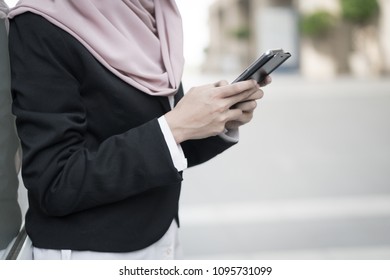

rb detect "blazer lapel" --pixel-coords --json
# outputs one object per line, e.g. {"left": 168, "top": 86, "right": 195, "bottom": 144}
{"left": 158, "top": 96, "right": 171, "bottom": 112}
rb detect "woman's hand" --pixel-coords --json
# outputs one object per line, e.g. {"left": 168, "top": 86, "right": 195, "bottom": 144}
{"left": 225, "top": 75, "right": 272, "bottom": 130}
{"left": 165, "top": 76, "right": 271, "bottom": 144}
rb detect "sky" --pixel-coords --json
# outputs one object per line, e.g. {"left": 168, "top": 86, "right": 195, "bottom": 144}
{"left": 5, "top": 0, "right": 214, "bottom": 69}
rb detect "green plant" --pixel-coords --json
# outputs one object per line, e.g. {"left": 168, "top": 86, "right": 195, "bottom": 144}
{"left": 300, "top": 10, "right": 337, "bottom": 38}
{"left": 229, "top": 26, "right": 250, "bottom": 40}
{"left": 340, "top": 0, "right": 379, "bottom": 25}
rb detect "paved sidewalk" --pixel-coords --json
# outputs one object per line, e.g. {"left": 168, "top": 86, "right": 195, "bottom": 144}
{"left": 179, "top": 74, "right": 390, "bottom": 259}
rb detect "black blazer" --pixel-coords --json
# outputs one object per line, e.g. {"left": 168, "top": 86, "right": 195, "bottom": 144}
{"left": 9, "top": 13, "right": 236, "bottom": 252}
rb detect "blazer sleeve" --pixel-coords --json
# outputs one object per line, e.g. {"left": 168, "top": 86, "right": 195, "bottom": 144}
{"left": 9, "top": 14, "right": 183, "bottom": 217}
{"left": 181, "top": 135, "right": 237, "bottom": 168}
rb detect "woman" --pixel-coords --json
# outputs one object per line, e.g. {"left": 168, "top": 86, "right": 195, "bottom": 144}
{"left": 8, "top": 0, "right": 270, "bottom": 259}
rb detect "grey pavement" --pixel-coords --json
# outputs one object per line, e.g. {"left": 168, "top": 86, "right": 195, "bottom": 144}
{"left": 178, "top": 73, "right": 390, "bottom": 259}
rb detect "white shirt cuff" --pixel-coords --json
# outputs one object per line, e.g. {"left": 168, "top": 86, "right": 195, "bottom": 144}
{"left": 158, "top": 116, "right": 188, "bottom": 172}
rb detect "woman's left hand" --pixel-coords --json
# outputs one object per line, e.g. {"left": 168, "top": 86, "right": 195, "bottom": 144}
{"left": 225, "top": 75, "right": 272, "bottom": 131}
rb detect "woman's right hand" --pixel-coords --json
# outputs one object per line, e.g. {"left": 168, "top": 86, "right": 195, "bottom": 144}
{"left": 164, "top": 79, "right": 263, "bottom": 144}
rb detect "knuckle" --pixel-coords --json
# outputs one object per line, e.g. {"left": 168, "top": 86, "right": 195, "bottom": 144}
{"left": 212, "top": 100, "right": 229, "bottom": 113}
{"left": 241, "top": 102, "right": 254, "bottom": 112}
{"left": 258, "top": 88, "right": 264, "bottom": 97}
{"left": 218, "top": 80, "right": 229, "bottom": 87}
{"left": 251, "top": 100, "right": 258, "bottom": 109}
{"left": 233, "top": 82, "right": 246, "bottom": 92}
{"left": 241, "top": 113, "right": 252, "bottom": 123}
{"left": 211, "top": 87, "right": 223, "bottom": 98}
{"left": 217, "top": 114, "right": 228, "bottom": 123}
{"left": 211, "top": 102, "right": 225, "bottom": 114}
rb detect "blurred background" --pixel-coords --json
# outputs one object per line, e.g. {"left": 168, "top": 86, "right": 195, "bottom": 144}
{"left": 2, "top": 0, "right": 390, "bottom": 260}
{"left": 175, "top": 0, "right": 390, "bottom": 259}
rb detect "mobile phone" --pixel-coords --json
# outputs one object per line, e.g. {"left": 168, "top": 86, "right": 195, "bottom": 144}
{"left": 232, "top": 49, "right": 291, "bottom": 83}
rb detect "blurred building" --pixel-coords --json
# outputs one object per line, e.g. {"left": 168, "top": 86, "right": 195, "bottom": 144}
{"left": 204, "top": 0, "right": 390, "bottom": 79}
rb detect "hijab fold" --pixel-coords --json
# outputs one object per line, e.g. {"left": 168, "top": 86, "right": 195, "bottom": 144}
{"left": 8, "top": 0, "right": 184, "bottom": 96}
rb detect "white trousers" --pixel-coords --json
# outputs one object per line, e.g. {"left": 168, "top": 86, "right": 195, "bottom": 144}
{"left": 33, "top": 221, "right": 181, "bottom": 260}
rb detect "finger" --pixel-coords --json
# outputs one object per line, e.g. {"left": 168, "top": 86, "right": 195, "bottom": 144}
{"left": 259, "top": 75, "right": 272, "bottom": 87}
{"left": 213, "top": 80, "right": 229, "bottom": 87}
{"left": 244, "top": 88, "right": 264, "bottom": 101}
{"left": 231, "top": 86, "right": 264, "bottom": 106}
{"left": 226, "top": 110, "right": 254, "bottom": 128}
{"left": 240, "top": 111, "right": 254, "bottom": 124}
{"left": 224, "top": 86, "right": 263, "bottom": 110}
{"left": 190, "top": 80, "right": 231, "bottom": 92}
{"left": 214, "top": 79, "right": 258, "bottom": 98}
{"left": 234, "top": 100, "right": 257, "bottom": 112}
{"left": 225, "top": 120, "right": 241, "bottom": 131}
{"left": 225, "top": 108, "right": 243, "bottom": 123}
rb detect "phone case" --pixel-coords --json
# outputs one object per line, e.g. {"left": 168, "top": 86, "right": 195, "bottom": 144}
{"left": 233, "top": 49, "right": 291, "bottom": 83}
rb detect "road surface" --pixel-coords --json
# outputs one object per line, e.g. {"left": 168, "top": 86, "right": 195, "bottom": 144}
{"left": 179, "top": 74, "right": 390, "bottom": 259}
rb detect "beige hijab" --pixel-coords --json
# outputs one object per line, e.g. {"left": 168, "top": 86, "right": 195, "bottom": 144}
{"left": 8, "top": 0, "right": 184, "bottom": 96}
